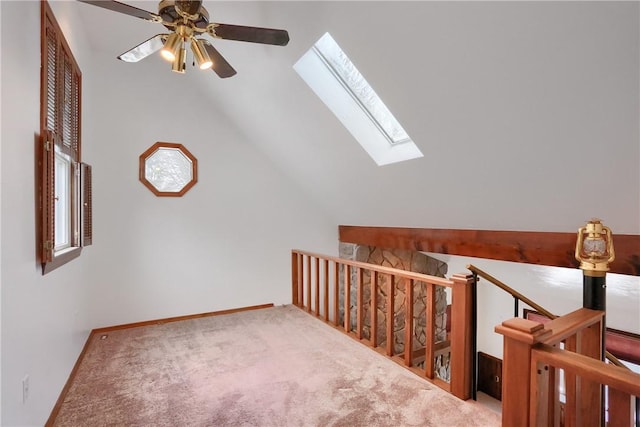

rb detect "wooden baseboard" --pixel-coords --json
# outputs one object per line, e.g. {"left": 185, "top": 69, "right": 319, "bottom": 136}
{"left": 45, "top": 303, "right": 274, "bottom": 426}
{"left": 92, "top": 303, "right": 274, "bottom": 333}
{"left": 45, "top": 328, "right": 94, "bottom": 427}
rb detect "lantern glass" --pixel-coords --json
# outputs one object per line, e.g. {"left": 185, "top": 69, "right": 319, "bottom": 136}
{"left": 583, "top": 238, "right": 606, "bottom": 256}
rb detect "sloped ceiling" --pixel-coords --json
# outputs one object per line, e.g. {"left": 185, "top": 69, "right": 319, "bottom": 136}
{"left": 75, "top": 1, "right": 639, "bottom": 234}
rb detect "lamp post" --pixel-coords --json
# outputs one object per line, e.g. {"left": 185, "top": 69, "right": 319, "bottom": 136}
{"left": 575, "top": 219, "right": 615, "bottom": 426}
{"left": 575, "top": 219, "right": 615, "bottom": 313}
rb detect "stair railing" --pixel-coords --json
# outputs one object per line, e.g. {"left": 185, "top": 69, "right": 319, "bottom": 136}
{"left": 467, "top": 263, "right": 626, "bottom": 368}
{"left": 469, "top": 263, "right": 639, "bottom": 426}
{"left": 496, "top": 308, "right": 640, "bottom": 426}
{"left": 291, "top": 249, "right": 475, "bottom": 400}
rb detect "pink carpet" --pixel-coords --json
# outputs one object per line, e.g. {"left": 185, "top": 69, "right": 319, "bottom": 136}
{"left": 52, "top": 305, "right": 500, "bottom": 426}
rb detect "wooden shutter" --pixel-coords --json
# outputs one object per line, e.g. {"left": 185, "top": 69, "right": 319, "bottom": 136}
{"left": 40, "top": 1, "right": 84, "bottom": 272}
{"left": 41, "top": 4, "right": 58, "bottom": 263}
{"left": 41, "top": 130, "right": 55, "bottom": 262}
{"left": 81, "top": 163, "right": 93, "bottom": 246}
{"left": 59, "top": 49, "right": 80, "bottom": 160}
{"left": 44, "top": 16, "right": 58, "bottom": 135}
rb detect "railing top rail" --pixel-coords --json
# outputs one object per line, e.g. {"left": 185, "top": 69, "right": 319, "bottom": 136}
{"left": 469, "top": 263, "right": 628, "bottom": 368}
{"left": 533, "top": 344, "right": 640, "bottom": 396}
{"left": 540, "top": 308, "right": 603, "bottom": 345}
{"left": 467, "top": 264, "right": 556, "bottom": 319}
{"left": 292, "top": 249, "right": 455, "bottom": 288}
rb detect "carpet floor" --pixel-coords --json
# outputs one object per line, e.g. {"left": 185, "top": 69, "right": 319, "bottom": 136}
{"left": 52, "top": 305, "right": 501, "bottom": 426}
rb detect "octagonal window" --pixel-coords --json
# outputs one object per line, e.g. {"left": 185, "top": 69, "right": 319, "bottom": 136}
{"left": 139, "top": 142, "right": 198, "bottom": 197}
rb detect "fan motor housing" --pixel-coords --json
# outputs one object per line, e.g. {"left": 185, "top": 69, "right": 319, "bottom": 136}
{"left": 158, "top": 0, "right": 209, "bottom": 29}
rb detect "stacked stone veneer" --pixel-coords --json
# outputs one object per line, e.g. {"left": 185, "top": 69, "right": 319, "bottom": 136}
{"left": 338, "top": 243, "right": 449, "bottom": 357}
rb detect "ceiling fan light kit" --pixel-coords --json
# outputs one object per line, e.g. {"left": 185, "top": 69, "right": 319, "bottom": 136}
{"left": 78, "top": 0, "right": 290, "bottom": 78}
{"left": 171, "top": 44, "right": 187, "bottom": 73}
{"left": 191, "top": 38, "right": 212, "bottom": 70}
{"left": 161, "top": 32, "right": 182, "bottom": 61}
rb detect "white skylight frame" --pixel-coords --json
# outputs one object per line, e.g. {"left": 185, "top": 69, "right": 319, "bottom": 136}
{"left": 294, "top": 32, "right": 423, "bottom": 166}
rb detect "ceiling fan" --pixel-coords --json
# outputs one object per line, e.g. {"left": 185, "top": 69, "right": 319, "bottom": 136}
{"left": 77, "top": 0, "right": 290, "bottom": 78}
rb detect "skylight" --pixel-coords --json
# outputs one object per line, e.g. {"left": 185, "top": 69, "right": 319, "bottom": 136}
{"left": 294, "top": 33, "right": 422, "bottom": 166}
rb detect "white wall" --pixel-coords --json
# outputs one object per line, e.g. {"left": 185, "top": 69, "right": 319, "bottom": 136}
{"left": 0, "top": 2, "right": 3, "bottom": 422}
{"left": 0, "top": 1, "right": 95, "bottom": 425}
{"left": 225, "top": 1, "right": 640, "bottom": 235}
{"left": 83, "top": 48, "right": 337, "bottom": 327}
{"left": 0, "top": 2, "right": 337, "bottom": 426}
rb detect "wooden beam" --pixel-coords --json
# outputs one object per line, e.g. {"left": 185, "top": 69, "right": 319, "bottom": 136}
{"left": 339, "top": 226, "right": 640, "bottom": 276}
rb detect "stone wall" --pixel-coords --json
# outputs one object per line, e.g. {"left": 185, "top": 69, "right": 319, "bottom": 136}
{"left": 338, "top": 243, "right": 449, "bottom": 357}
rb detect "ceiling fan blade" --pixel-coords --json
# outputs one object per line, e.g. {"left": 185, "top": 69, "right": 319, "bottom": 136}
{"left": 202, "top": 41, "right": 237, "bottom": 78}
{"left": 212, "top": 24, "right": 290, "bottom": 46}
{"left": 117, "top": 34, "right": 167, "bottom": 62}
{"left": 76, "top": 0, "right": 160, "bottom": 22}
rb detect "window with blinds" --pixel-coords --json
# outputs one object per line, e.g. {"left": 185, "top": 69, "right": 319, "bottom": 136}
{"left": 40, "top": 1, "right": 92, "bottom": 274}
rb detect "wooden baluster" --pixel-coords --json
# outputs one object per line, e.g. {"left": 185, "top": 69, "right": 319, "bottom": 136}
{"left": 371, "top": 271, "right": 378, "bottom": 348}
{"left": 404, "top": 279, "right": 414, "bottom": 367}
{"left": 386, "top": 275, "right": 395, "bottom": 357}
{"left": 344, "top": 265, "right": 351, "bottom": 333}
{"left": 529, "top": 356, "right": 556, "bottom": 427}
{"left": 306, "top": 255, "right": 312, "bottom": 312}
{"left": 495, "top": 317, "right": 552, "bottom": 427}
{"left": 607, "top": 387, "right": 633, "bottom": 427}
{"left": 298, "top": 254, "right": 304, "bottom": 308}
{"left": 291, "top": 252, "right": 299, "bottom": 306}
{"left": 356, "top": 268, "right": 363, "bottom": 339}
{"left": 551, "top": 358, "right": 562, "bottom": 427}
{"left": 315, "top": 257, "right": 320, "bottom": 316}
{"left": 425, "top": 282, "right": 435, "bottom": 379}
{"left": 299, "top": 255, "right": 304, "bottom": 307}
{"left": 549, "top": 361, "right": 558, "bottom": 427}
{"left": 564, "top": 335, "right": 578, "bottom": 427}
{"left": 323, "top": 260, "right": 329, "bottom": 322}
{"left": 333, "top": 261, "right": 339, "bottom": 326}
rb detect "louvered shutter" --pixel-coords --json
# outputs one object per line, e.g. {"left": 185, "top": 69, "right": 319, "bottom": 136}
{"left": 40, "top": 1, "right": 87, "bottom": 272}
{"left": 41, "top": 8, "right": 58, "bottom": 262}
{"left": 59, "top": 49, "right": 81, "bottom": 160}
{"left": 45, "top": 20, "right": 58, "bottom": 135}
{"left": 41, "top": 131, "right": 55, "bottom": 262}
{"left": 81, "top": 163, "right": 92, "bottom": 246}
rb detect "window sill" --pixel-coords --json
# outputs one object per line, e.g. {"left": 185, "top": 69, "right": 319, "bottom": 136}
{"left": 42, "top": 247, "right": 82, "bottom": 275}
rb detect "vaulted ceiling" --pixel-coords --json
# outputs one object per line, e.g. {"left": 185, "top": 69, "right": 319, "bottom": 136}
{"left": 75, "top": 0, "right": 639, "bottom": 234}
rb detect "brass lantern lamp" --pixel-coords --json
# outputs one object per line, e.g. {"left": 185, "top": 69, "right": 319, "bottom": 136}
{"left": 575, "top": 219, "right": 615, "bottom": 311}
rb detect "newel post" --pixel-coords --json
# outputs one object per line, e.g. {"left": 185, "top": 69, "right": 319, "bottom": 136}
{"left": 450, "top": 273, "right": 474, "bottom": 400}
{"left": 495, "top": 318, "right": 552, "bottom": 427}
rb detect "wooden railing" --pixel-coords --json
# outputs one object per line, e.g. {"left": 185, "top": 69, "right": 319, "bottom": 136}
{"left": 496, "top": 308, "right": 640, "bottom": 426}
{"left": 291, "top": 249, "right": 475, "bottom": 400}
{"left": 468, "top": 264, "right": 627, "bottom": 368}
